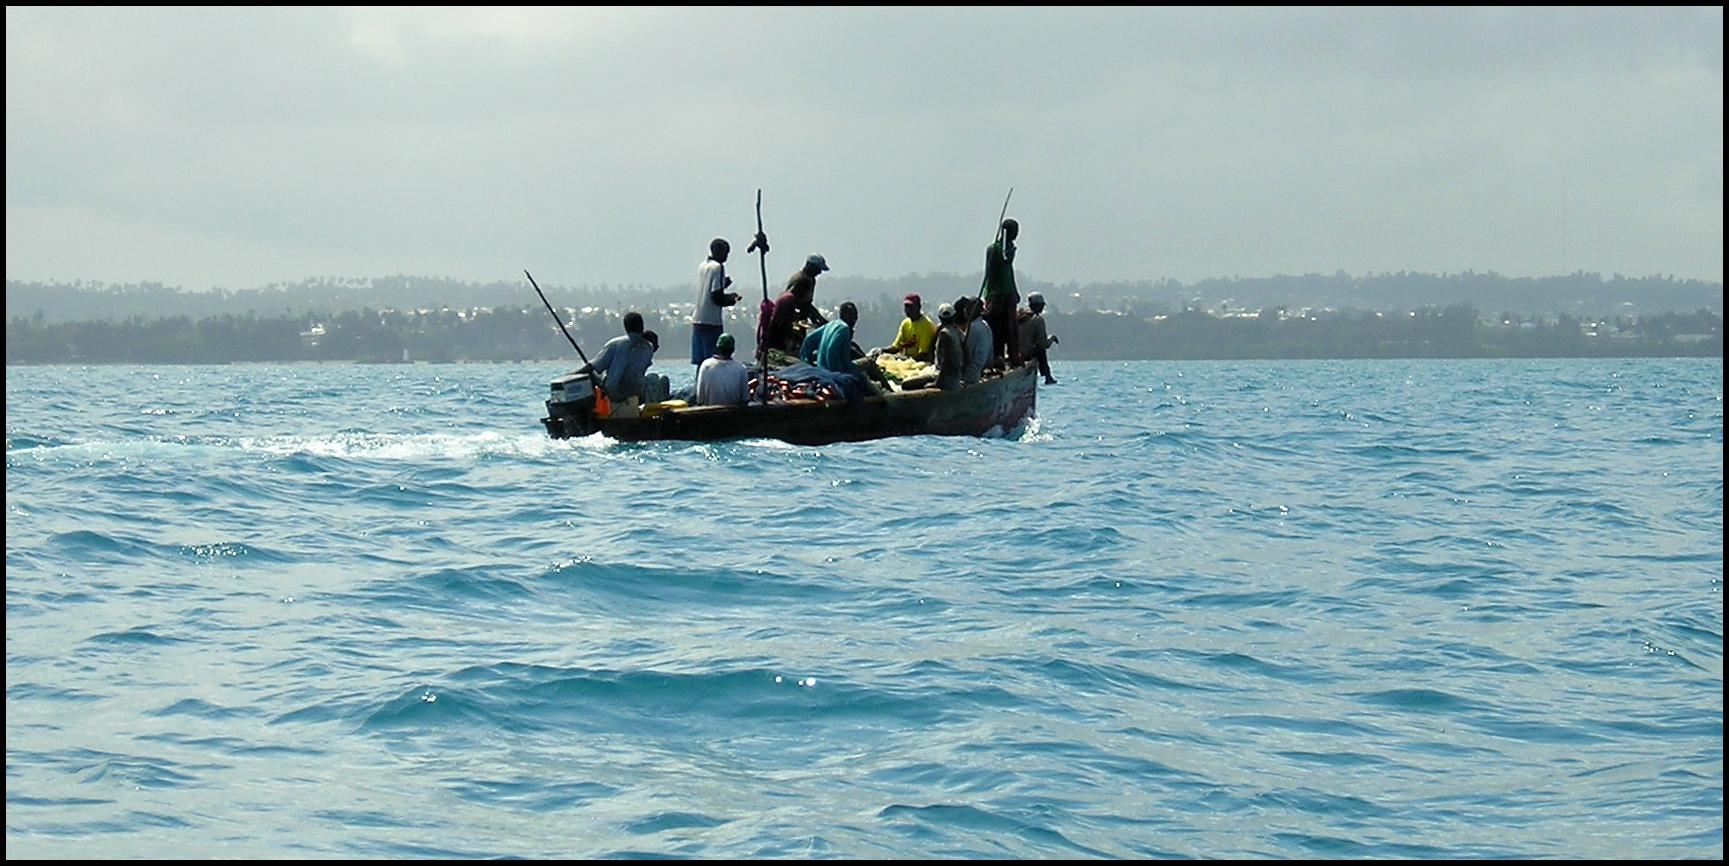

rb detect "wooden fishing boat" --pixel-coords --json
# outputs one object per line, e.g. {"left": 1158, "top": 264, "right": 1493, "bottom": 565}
{"left": 541, "top": 363, "right": 1037, "bottom": 445}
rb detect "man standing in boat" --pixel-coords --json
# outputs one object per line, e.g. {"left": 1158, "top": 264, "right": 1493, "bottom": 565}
{"left": 786, "top": 253, "right": 829, "bottom": 306}
{"left": 762, "top": 256, "right": 829, "bottom": 358}
{"left": 982, "top": 218, "right": 1021, "bottom": 368}
{"left": 691, "top": 237, "right": 742, "bottom": 365}
{"left": 1018, "top": 292, "right": 1059, "bottom": 385}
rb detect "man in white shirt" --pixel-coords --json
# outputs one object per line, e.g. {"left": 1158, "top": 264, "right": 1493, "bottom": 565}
{"left": 691, "top": 238, "right": 741, "bottom": 365}
{"left": 694, "top": 333, "right": 751, "bottom": 406}
{"left": 961, "top": 297, "right": 993, "bottom": 385}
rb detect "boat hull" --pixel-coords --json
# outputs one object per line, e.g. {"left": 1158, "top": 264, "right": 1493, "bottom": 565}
{"left": 543, "top": 364, "right": 1038, "bottom": 445}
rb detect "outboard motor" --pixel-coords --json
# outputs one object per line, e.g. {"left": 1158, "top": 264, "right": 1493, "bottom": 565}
{"left": 542, "top": 372, "right": 600, "bottom": 438}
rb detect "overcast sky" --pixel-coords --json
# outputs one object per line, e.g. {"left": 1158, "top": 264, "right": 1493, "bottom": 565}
{"left": 6, "top": 7, "right": 1722, "bottom": 294}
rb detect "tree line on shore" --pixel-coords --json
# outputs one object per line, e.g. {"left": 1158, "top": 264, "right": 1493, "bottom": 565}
{"left": 8, "top": 270, "right": 1721, "bottom": 325}
{"left": 6, "top": 300, "right": 1720, "bottom": 364}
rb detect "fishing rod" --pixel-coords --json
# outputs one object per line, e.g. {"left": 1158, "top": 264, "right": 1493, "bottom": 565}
{"left": 525, "top": 269, "right": 596, "bottom": 376}
{"left": 977, "top": 187, "right": 1013, "bottom": 297}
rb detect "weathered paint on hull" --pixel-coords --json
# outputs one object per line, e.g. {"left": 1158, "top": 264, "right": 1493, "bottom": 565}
{"left": 544, "top": 364, "right": 1038, "bottom": 445}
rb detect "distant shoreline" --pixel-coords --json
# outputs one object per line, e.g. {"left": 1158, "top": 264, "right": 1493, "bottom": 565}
{"left": 8, "top": 282, "right": 1720, "bottom": 364}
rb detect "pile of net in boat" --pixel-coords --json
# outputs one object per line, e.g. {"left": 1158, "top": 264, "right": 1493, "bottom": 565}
{"left": 749, "top": 362, "right": 857, "bottom": 404}
{"left": 747, "top": 355, "right": 938, "bottom": 405}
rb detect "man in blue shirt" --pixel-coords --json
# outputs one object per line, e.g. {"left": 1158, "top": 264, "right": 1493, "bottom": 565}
{"left": 800, "top": 301, "right": 860, "bottom": 374}
{"left": 578, "top": 311, "right": 657, "bottom": 412}
{"left": 960, "top": 296, "right": 993, "bottom": 385}
{"left": 798, "top": 301, "right": 884, "bottom": 398}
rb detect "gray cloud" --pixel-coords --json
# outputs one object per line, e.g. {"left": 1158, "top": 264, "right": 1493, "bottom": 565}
{"left": 6, "top": 6, "right": 1720, "bottom": 292}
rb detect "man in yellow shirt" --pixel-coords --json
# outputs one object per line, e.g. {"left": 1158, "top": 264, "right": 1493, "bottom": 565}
{"left": 883, "top": 292, "right": 937, "bottom": 362}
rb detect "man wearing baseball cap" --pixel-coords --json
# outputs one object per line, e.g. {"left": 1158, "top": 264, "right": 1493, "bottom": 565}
{"left": 1018, "top": 292, "right": 1059, "bottom": 384}
{"left": 931, "top": 301, "right": 964, "bottom": 391}
{"left": 761, "top": 253, "right": 832, "bottom": 358}
{"left": 783, "top": 254, "right": 829, "bottom": 307}
{"left": 882, "top": 292, "right": 937, "bottom": 362}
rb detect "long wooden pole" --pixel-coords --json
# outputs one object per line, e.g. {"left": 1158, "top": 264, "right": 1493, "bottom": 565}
{"left": 977, "top": 188, "right": 1013, "bottom": 298}
{"left": 750, "top": 189, "right": 771, "bottom": 403}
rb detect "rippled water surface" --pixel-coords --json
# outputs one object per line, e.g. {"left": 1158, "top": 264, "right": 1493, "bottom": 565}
{"left": 6, "top": 359, "right": 1722, "bottom": 858}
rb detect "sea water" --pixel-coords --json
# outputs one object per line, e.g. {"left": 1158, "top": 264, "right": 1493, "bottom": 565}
{"left": 6, "top": 358, "right": 1722, "bottom": 858}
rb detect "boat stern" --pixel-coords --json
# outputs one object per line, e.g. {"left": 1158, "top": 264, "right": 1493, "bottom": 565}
{"left": 542, "top": 372, "right": 600, "bottom": 439}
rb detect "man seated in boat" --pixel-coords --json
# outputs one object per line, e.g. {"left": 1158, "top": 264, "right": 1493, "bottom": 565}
{"left": 880, "top": 292, "right": 937, "bottom": 363}
{"left": 574, "top": 311, "right": 659, "bottom": 417}
{"left": 693, "top": 333, "right": 751, "bottom": 407}
{"left": 798, "top": 301, "right": 886, "bottom": 398}
{"left": 960, "top": 296, "right": 994, "bottom": 385}
{"left": 899, "top": 301, "right": 962, "bottom": 391}
{"left": 932, "top": 302, "right": 965, "bottom": 390}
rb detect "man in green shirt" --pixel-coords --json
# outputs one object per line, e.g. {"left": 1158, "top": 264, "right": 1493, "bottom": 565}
{"left": 982, "top": 218, "right": 1020, "bottom": 367}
